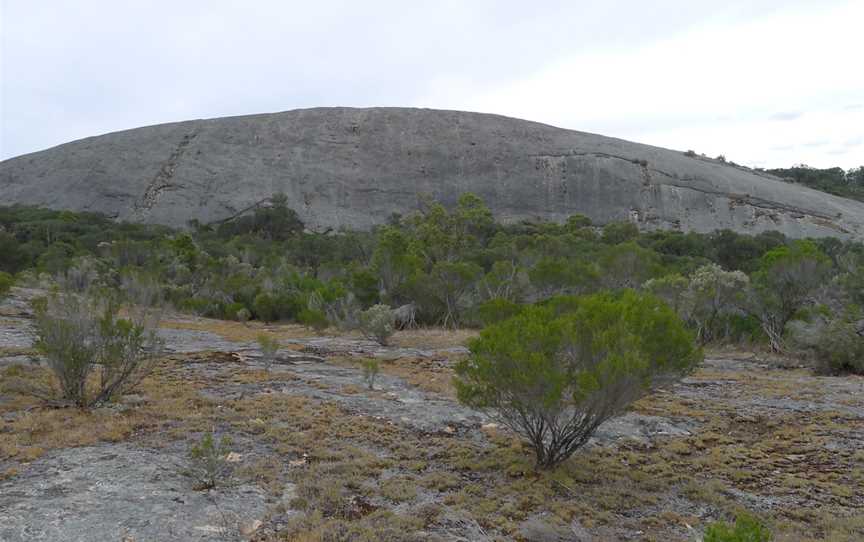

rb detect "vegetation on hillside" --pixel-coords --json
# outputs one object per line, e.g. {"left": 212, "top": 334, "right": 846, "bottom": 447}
{"left": 1, "top": 192, "right": 861, "bottom": 366}
{"left": 765, "top": 164, "right": 864, "bottom": 203}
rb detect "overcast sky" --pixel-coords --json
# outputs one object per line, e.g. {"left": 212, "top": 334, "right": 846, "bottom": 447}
{"left": 2, "top": 0, "right": 862, "bottom": 169}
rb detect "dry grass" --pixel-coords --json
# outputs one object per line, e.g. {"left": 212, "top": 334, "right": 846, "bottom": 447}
{"left": 389, "top": 327, "right": 477, "bottom": 349}
{"left": 3, "top": 327, "right": 863, "bottom": 541}
{"left": 0, "top": 358, "right": 216, "bottom": 464}
{"left": 329, "top": 354, "right": 458, "bottom": 397}
{"left": 160, "top": 317, "right": 334, "bottom": 342}
{"left": 161, "top": 317, "right": 477, "bottom": 351}
{"left": 0, "top": 346, "right": 38, "bottom": 357}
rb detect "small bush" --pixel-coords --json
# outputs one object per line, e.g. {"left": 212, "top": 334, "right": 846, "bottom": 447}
{"left": 358, "top": 304, "right": 395, "bottom": 346}
{"left": 257, "top": 333, "right": 280, "bottom": 371}
{"left": 253, "top": 293, "right": 279, "bottom": 322}
{"left": 59, "top": 257, "right": 102, "bottom": 293}
{"left": 236, "top": 307, "right": 252, "bottom": 324}
{"left": 361, "top": 359, "right": 381, "bottom": 390}
{"left": 704, "top": 512, "right": 771, "bottom": 542}
{"left": 187, "top": 432, "right": 234, "bottom": 490}
{"left": 0, "top": 271, "right": 13, "bottom": 299}
{"left": 297, "top": 308, "right": 329, "bottom": 331}
{"left": 178, "top": 297, "right": 215, "bottom": 317}
{"left": 224, "top": 302, "right": 247, "bottom": 321}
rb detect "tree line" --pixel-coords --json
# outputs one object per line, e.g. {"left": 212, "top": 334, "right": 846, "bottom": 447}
{"left": 1, "top": 193, "right": 861, "bottom": 366}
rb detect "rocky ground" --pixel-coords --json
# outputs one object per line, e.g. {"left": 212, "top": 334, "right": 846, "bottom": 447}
{"left": 1, "top": 288, "right": 863, "bottom": 541}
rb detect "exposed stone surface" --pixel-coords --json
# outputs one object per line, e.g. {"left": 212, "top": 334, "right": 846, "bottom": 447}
{"left": 3, "top": 288, "right": 864, "bottom": 540}
{"left": 2, "top": 107, "right": 863, "bottom": 239}
{"left": 0, "top": 443, "right": 268, "bottom": 542}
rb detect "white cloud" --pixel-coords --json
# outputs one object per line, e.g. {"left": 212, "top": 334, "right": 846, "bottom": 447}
{"left": 418, "top": 1, "right": 864, "bottom": 168}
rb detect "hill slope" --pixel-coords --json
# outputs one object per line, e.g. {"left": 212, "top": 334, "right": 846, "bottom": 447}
{"left": 2, "top": 107, "right": 863, "bottom": 239}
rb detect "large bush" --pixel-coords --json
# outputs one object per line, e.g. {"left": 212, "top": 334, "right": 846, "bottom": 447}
{"left": 474, "top": 298, "right": 523, "bottom": 326}
{"left": 790, "top": 314, "right": 864, "bottom": 375}
{"left": 749, "top": 240, "right": 832, "bottom": 351}
{"left": 455, "top": 290, "right": 701, "bottom": 468}
{"left": 685, "top": 264, "right": 750, "bottom": 344}
{"left": 32, "top": 291, "right": 164, "bottom": 407}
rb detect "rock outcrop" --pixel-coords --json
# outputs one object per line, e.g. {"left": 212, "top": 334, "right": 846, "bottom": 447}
{"left": 2, "top": 107, "right": 862, "bottom": 239}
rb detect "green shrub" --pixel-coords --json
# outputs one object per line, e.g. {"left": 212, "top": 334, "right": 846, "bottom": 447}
{"left": 236, "top": 307, "right": 252, "bottom": 324}
{"left": 750, "top": 240, "right": 832, "bottom": 352}
{"left": 704, "top": 512, "right": 771, "bottom": 541}
{"left": 223, "top": 302, "right": 247, "bottom": 321}
{"left": 455, "top": 290, "right": 701, "bottom": 469}
{"left": 598, "top": 241, "right": 663, "bottom": 289}
{"left": 814, "top": 319, "right": 864, "bottom": 375}
{"left": 178, "top": 297, "right": 216, "bottom": 316}
{"left": 475, "top": 298, "right": 523, "bottom": 326}
{"left": 253, "top": 291, "right": 304, "bottom": 322}
{"left": 0, "top": 271, "right": 13, "bottom": 298}
{"left": 257, "top": 333, "right": 280, "bottom": 371}
{"left": 685, "top": 264, "right": 749, "bottom": 344}
{"left": 601, "top": 221, "right": 639, "bottom": 244}
{"left": 358, "top": 304, "right": 395, "bottom": 346}
{"left": 726, "top": 314, "right": 764, "bottom": 345}
{"left": 297, "top": 308, "right": 329, "bottom": 331}
{"left": 253, "top": 292, "right": 280, "bottom": 322}
{"left": 361, "top": 358, "right": 381, "bottom": 390}
{"left": 565, "top": 214, "right": 592, "bottom": 229}
{"left": 186, "top": 432, "right": 234, "bottom": 490}
{"left": 32, "top": 291, "right": 164, "bottom": 408}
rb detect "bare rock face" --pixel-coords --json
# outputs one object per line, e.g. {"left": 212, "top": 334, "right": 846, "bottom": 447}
{"left": 2, "top": 107, "right": 863, "bottom": 239}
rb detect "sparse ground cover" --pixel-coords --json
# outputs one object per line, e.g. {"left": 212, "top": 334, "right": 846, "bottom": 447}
{"left": 1, "top": 288, "right": 863, "bottom": 541}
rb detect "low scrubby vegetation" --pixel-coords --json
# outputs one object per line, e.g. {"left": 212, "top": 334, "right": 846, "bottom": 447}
{"left": 703, "top": 512, "right": 772, "bottom": 542}
{"left": 25, "top": 289, "right": 163, "bottom": 407}
{"left": 1, "top": 191, "right": 861, "bottom": 539}
{"left": 358, "top": 304, "right": 395, "bottom": 345}
{"left": 0, "top": 271, "right": 13, "bottom": 299}
{"left": 186, "top": 432, "right": 235, "bottom": 490}
{"left": 257, "top": 333, "right": 280, "bottom": 371}
{"left": 361, "top": 358, "right": 381, "bottom": 390}
{"left": 765, "top": 164, "right": 864, "bottom": 203}
{"left": 2, "top": 191, "right": 861, "bottom": 372}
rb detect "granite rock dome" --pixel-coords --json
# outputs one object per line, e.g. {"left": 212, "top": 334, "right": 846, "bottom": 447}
{"left": 2, "top": 107, "right": 863, "bottom": 239}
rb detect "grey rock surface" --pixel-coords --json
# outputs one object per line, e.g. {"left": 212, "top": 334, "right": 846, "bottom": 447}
{"left": 2, "top": 107, "right": 862, "bottom": 239}
{"left": 0, "top": 443, "right": 268, "bottom": 542}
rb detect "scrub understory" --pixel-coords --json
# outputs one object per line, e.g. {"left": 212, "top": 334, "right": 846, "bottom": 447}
{"left": 1, "top": 289, "right": 862, "bottom": 541}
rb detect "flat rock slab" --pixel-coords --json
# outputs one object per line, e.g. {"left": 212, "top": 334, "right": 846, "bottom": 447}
{"left": 0, "top": 443, "right": 267, "bottom": 542}
{"left": 0, "top": 317, "right": 34, "bottom": 350}
{"left": 158, "top": 327, "right": 253, "bottom": 354}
